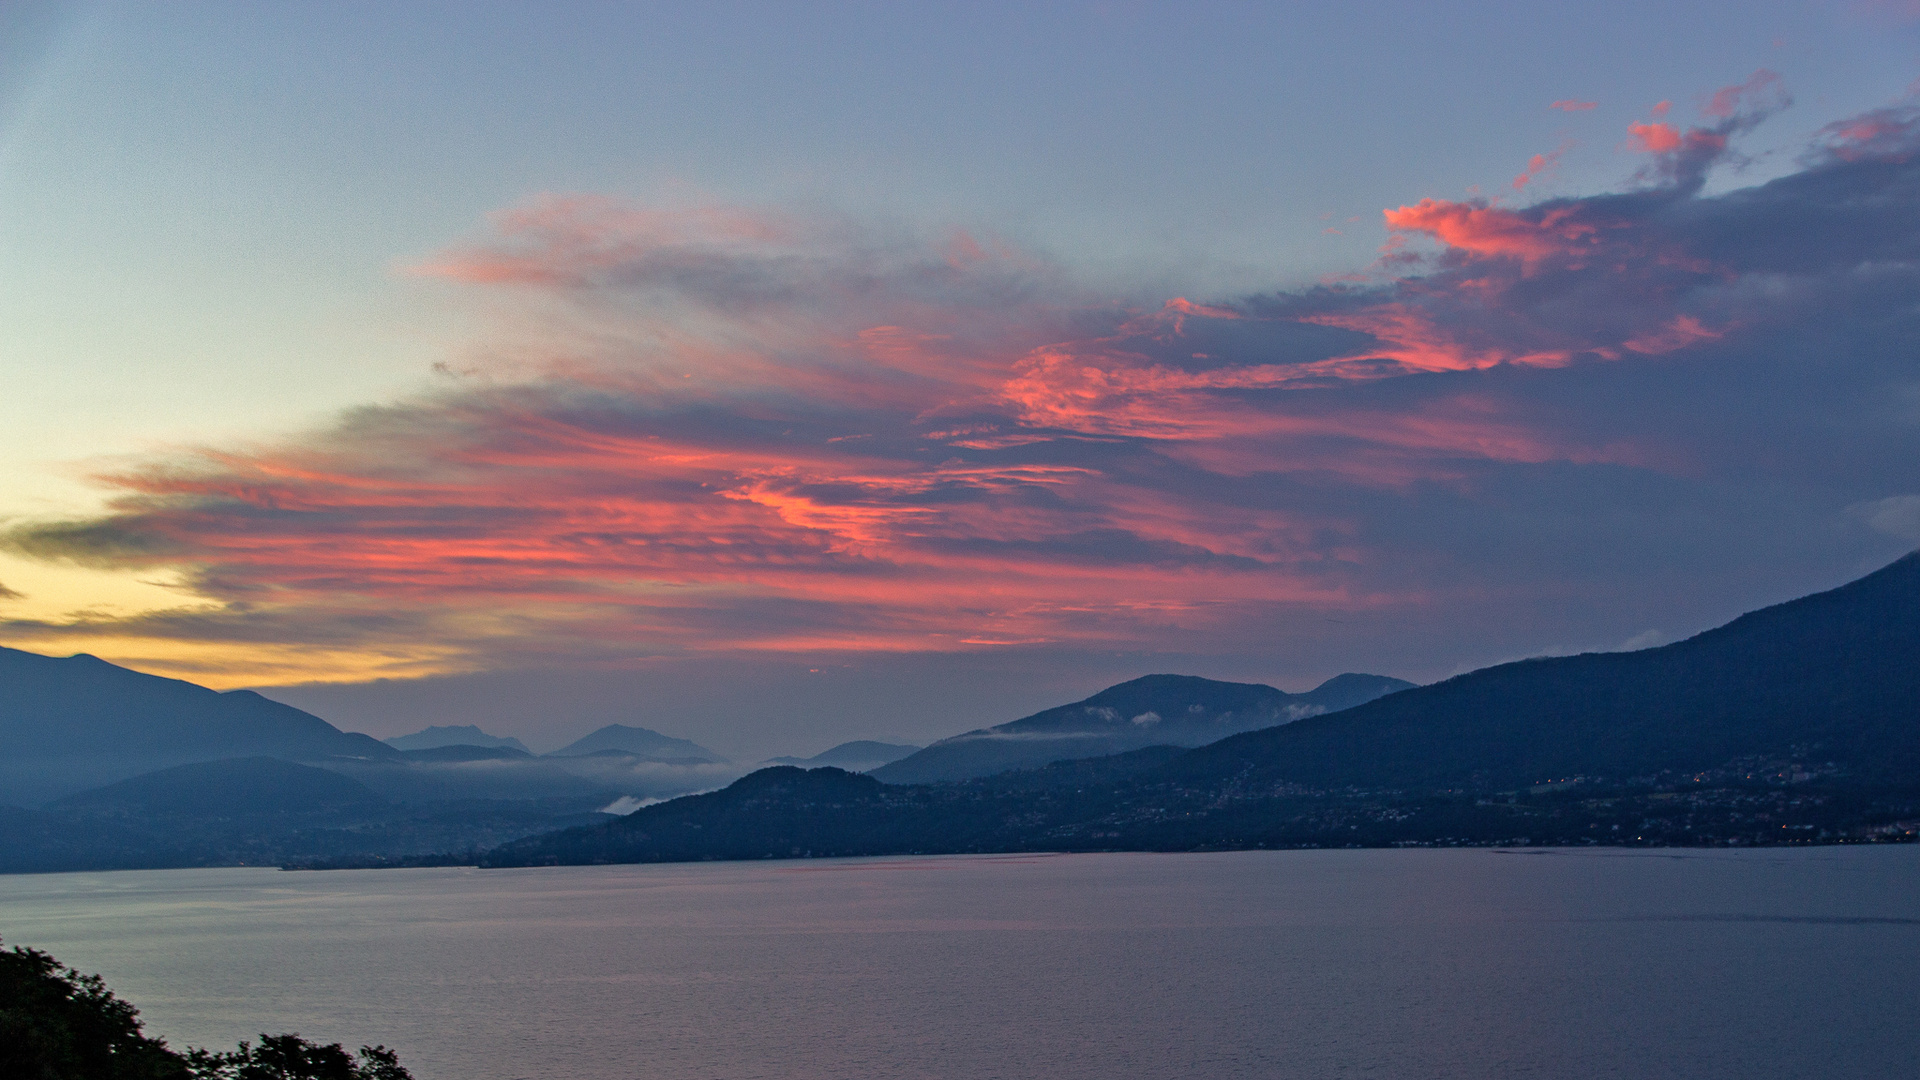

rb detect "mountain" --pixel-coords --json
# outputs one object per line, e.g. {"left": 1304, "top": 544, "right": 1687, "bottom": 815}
{"left": 870, "top": 673, "right": 1414, "bottom": 784}
{"left": 1, "top": 753, "right": 618, "bottom": 874}
{"left": 764, "top": 741, "right": 921, "bottom": 771}
{"left": 1162, "top": 550, "right": 1920, "bottom": 793}
{"left": 385, "top": 724, "right": 531, "bottom": 754}
{"left": 481, "top": 551, "right": 1920, "bottom": 866}
{"left": 0, "top": 647, "right": 400, "bottom": 806}
{"left": 50, "top": 757, "right": 385, "bottom": 816}
{"left": 396, "top": 744, "right": 535, "bottom": 763}
{"left": 547, "top": 724, "right": 723, "bottom": 762}
{"left": 487, "top": 767, "right": 938, "bottom": 866}
{"left": 0, "top": 655, "right": 729, "bottom": 871}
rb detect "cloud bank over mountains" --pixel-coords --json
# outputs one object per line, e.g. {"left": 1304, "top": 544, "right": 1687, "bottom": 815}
{"left": 5, "top": 75, "right": 1918, "bottom": 687}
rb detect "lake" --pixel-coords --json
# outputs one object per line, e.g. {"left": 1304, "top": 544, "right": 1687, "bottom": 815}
{"left": 2, "top": 847, "right": 1918, "bottom": 1079}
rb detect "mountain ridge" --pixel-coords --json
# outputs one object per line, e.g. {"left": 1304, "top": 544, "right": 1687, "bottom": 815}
{"left": 484, "top": 550, "right": 1920, "bottom": 866}
{"left": 386, "top": 724, "right": 531, "bottom": 754}
{"left": 0, "top": 647, "right": 400, "bottom": 806}
{"left": 547, "top": 724, "right": 723, "bottom": 762}
{"left": 764, "top": 741, "right": 921, "bottom": 770}
{"left": 870, "top": 671, "right": 1414, "bottom": 783}
{"left": 1160, "top": 550, "right": 1920, "bottom": 792}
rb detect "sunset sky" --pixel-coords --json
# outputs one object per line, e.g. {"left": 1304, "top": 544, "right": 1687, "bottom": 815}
{"left": 4, "top": 1, "right": 1919, "bottom": 756}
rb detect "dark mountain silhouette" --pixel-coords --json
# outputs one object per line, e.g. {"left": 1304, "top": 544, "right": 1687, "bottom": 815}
{"left": 385, "top": 724, "right": 531, "bottom": 754}
{"left": 0, "top": 659, "right": 723, "bottom": 872}
{"left": 870, "top": 672, "right": 1413, "bottom": 783}
{"left": 484, "top": 551, "right": 1920, "bottom": 866}
{"left": 488, "top": 767, "right": 931, "bottom": 865}
{"left": 1162, "top": 550, "right": 1920, "bottom": 792}
{"left": 0, "top": 647, "right": 399, "bottom": 806}
{"left": 547, "top": 724, "right": 722, "bottom": 762}
{"left": 765, "top": 740, "right": 921, "bottom": 770}
{"left": 51, "top": 757, "right": 385, "bottom": 816}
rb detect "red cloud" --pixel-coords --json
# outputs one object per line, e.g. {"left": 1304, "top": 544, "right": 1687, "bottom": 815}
{"left": 1627, "top": 121, "right": 1684, "bottom": 154}
{"left": 1382, "top": 198, "right": 1600, "bottom": 266}
{"left": 1627, "top": 120, "right": 1734, "bottom": 163}
{"left": 25, "top": 83, "right": 1900, "bottom": 675}
{"left": 1512, "top": 142, "right": 1572, "bottom": 191}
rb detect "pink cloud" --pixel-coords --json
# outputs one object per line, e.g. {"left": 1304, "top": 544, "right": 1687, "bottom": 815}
{"left": 1811, "top": 99, "right": 1920, "bottom": 162}
{"left": 1550, "top": 100, "right": 1598, "bottom": 112}
{"left": 1382, "top": 198, "right": 1600, "bottom": 265}
{"left": 1618, "top": 75, "right": 1790, "bottom": 188}
{"left": 20, "top": 82, "right": 1903, "bottom": 675}
{"left": 1627, "top": 121, "right": 1685, "bottom": 154}
{"left": 1622, "top": 314, "right": 1724, "bottom": 354}
{"left": 405, "top": 195, "right": 797, "bottom": 287}
{"left": 1511, "top": 141, "right": 1573, "bottom": 191}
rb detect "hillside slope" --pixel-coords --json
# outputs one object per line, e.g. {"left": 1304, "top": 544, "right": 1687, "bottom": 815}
{"left": 1164, "top": 551, "right": 1920, "bottom": 792}
{"left": 872, "top": 672, "right": 1413, "bottom": 783}
{"left": 482, "top": 552, "right": 1920, "bottom": 865}
{"left": 0, "top": 648, "right": 399, "bottom": 806}
{"left": 547, "top": 724, "right": 723, "bottom": 762}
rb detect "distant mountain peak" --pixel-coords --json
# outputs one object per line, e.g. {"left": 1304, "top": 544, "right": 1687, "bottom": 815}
{"left": 548, "top": 723, "right": 722, "bottom": 762}
{"left": 763, "top": 740, "right": 921, "bottom": 771}
{"left": 385, "top": 724, "right": 531, "bottom": 754}
{"left": 871, "top": 670, "right": 1412, "bottom": 784}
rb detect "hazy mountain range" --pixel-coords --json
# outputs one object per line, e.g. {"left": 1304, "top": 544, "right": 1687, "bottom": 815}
{"left": 0, "top": 636, "right": 1406, "bottom": 870}
{"left": 4, "top": 551, "right": 1915, "bottom": 872}
{"left": 765, "top": 741, "right": 922, "bottom": 771}
{"left": 870, "top": 673, "right": 1412, "bottom": 783}
{"left": 486, "top": 551, "right": 1920, "bottom": 865}
{"left": 386, "top": 725, "right": 531, "bottom": 754}
{"left": 545, "top": 724, "right": 723, "bottom": 762}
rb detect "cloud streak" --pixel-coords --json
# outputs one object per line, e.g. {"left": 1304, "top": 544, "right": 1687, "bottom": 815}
{"left": 7, "top": 78, "right": 1920, "bottom": 685}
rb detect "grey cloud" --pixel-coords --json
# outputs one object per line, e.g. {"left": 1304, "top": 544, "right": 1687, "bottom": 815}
{"left": 1851, "top": 496, "right": 1920, "bottom": 543}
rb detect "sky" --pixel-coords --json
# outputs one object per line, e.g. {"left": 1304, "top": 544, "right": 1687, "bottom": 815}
{"left": 3, "top": 1, "right": 1919, "bottom": 757}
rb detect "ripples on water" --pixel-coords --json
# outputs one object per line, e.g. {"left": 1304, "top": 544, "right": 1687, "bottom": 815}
{"left": 2, "top": 847, "right": 1917, "bottom": 1079}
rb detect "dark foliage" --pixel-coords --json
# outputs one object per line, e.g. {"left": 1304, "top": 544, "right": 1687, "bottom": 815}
{"left": 0, "top": 940, "right": 413, "bottom": 1080}
{"left": 185, "top": 1035, "right": 411, "bottom": 1080}
{"left": 0, "top": 943, "right": 188, "bottom": 1080}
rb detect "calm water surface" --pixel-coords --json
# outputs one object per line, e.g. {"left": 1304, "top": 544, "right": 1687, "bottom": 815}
{"left": 2, "top": 847, "right": 1918, "bottom": 1080}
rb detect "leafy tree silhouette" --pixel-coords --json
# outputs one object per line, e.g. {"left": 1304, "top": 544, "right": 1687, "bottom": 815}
{"left": 187, "top": 1035, "right": 411, "bottom": 1080}
{"left": 1, "top": 939, "right": 411, "bottom": 1080}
